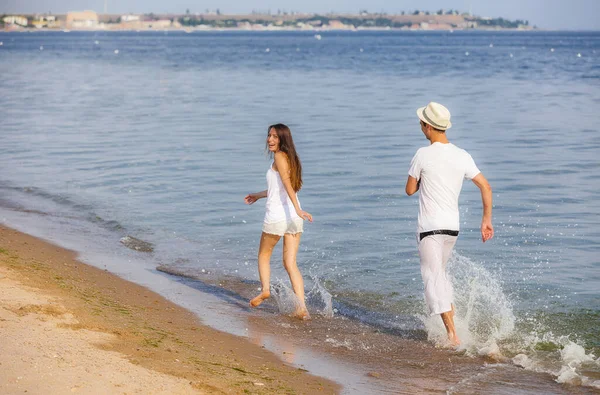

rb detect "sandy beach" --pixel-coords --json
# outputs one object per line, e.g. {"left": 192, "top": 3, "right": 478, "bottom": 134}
{"left": 0, "top": 225, "right": 339, "bottom": 394}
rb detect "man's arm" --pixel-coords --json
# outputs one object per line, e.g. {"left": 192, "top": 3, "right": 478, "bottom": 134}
{"left": 471, "top": 173, "right": 493, "bottom": 242}
{"left": 405, "top": 176, "right": 419, "bottom": 196}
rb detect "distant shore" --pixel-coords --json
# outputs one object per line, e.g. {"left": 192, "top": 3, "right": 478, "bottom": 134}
{"left": 1, "top": 11, "right": 534, "bottom": 32}
{"left": 0, "top": 26, "right": 537, "bottom": 33}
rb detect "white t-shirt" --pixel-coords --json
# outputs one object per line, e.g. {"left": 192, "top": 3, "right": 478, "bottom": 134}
{"left": 408, "top": 142, "right": 480, "bottom": 233}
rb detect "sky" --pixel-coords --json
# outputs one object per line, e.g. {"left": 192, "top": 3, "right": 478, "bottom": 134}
{"left": 1, "top": 0, "right": 599, "bottom": 30}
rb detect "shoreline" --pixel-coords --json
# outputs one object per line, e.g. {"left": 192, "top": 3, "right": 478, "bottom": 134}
{"left": 0, "top": 224, "right": 340, "bottom": 394}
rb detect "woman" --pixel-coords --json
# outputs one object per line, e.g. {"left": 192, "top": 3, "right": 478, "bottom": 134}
{"left": 244, "top": 123, "right": 313, "bottom": 320}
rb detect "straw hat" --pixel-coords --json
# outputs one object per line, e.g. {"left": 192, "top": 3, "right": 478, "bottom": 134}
{"left": 417, "top": 102, "right": 452, "bottom": 130}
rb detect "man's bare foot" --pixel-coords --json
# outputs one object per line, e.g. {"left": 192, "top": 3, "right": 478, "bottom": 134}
{"left": 249, "top": 291, "right": 270, "bottom": 307}
{"left": 448, "top": 334, "right": 461, "bottom": 348}
{"left": 292, "top": 308, "right": 311, "bottom": 320}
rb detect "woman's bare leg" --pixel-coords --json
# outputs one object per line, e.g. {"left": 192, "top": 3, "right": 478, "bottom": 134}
{"left": 282, "top": 232, "right": 310, "bottom": 320}
{"left": 250, "top": 232, "right": 280, "bottom": 307}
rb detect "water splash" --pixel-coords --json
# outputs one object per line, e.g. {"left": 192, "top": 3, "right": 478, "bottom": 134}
{"left": 419, "top": 251, "right": 600, "bottom": 389}
{"left": 421, "top": 252, "right": 515, "bottom": 354}
{"left": 271, "top": 280, "right": 301, "bottom": 315}
{"left": 270, "top": 276, "right": 334, "bottom": 318}
{"left": 306, "top": 276, "right": 334, "bottom": 318}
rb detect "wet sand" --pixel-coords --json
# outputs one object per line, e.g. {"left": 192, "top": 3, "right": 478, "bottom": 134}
{"left": 160, "top": 270, "right": 599, "bottom": 394}
{"left": 0, "top": 225, "right": 339, "bottom": 394}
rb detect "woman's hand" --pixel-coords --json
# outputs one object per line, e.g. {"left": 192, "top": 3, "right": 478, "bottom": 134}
{"left": 297, "top": 209, "right": 313, "bottom": 222}
{"left": 245, "top": 190, "right": 267, "bottom": 205}
{"left": 244, "top": 193, "right": 260, "bottom": 205}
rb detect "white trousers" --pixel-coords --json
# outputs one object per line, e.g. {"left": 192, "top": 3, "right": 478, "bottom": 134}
{"left": 418, "top": 234, "right": 457, "bottom": 315}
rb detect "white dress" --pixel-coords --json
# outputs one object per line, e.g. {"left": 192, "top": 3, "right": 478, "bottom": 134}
{"left": 262, "top": 162, "right": 304, "bottom": 236}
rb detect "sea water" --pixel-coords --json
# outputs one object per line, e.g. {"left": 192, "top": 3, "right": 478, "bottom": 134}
{"left": 1, "top": 30, "right": 599, "bottom": 391}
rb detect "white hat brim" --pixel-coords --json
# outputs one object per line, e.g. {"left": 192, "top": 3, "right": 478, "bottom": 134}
{"left": 417, "top": 106, "right": 452, "bottom": 130}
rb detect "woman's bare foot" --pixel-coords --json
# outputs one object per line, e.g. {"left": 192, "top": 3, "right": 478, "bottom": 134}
{"left": 249, "top": 291, "right": 270, "bottom": 307}
{"left": 292, "top": 308, "right": 311, "bottom": 320}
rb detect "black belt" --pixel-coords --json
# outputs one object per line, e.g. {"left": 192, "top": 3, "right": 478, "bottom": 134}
{"left": 419, "top": 229, "right": 459, "bottom": 241}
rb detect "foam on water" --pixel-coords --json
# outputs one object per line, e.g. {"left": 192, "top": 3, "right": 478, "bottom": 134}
{"left": 511, "top": 335, "right": 600, "bottom": 389}
{"left": 557, "top": 343, "right": 600, "bottom": 387}
{"left": 419, "top": 251, "right": 600, "bottom": 389}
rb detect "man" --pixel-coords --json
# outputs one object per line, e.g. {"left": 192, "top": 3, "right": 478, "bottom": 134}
{"left": 405, "top": 102, "right": 493, "bottom": 346}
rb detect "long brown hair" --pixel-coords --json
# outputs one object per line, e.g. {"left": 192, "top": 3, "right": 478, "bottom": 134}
{"left": 266, "top": 123, "right": 303, "bottom": 192}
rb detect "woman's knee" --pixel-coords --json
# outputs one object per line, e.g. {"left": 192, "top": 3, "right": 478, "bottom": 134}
{"left": 258, "top": 251, "right": 273, "bottom": 261}
{"left": 282, "top": 258, "right": 297, "bottom": 270}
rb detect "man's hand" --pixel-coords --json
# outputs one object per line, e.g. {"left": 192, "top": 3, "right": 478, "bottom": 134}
{"left": 481, "top": 219, "right": 494, "bottom": 242}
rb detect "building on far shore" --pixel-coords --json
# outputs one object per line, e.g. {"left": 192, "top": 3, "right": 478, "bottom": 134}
{"left": 121, "top": 14, "right": 140, "bottom": 22}
{"left": 3, "top": 16, "right": 28, "bottom": 27}
{"left": 118, "top": 18, "right": 173, "bottom": 29}
{"left": 325, "top": 20, "right": 355, "bottom": 30}
{"left": 32, "top": 15, "right": 56, "bottom": 28}
{"left": 66, "top": 11, "right": 98, "bottom": 29}
{"left": 142, "top": 19, "right": 173, "bottom": 29}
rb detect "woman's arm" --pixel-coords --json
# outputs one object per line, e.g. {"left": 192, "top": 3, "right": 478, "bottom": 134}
{"left": 244, "top": 190, "right": 267, "bottom": 205}
{"left": 274, "top": 152, "right": 313, "bottom": 222}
